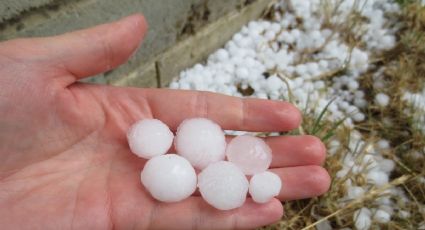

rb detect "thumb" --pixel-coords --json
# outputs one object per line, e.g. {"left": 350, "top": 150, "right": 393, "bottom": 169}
{"left": 55, "top": 14, "right": 147, "bottom": 83}
{"left": 4, "top": 14, "right": 147, "bottom": 85}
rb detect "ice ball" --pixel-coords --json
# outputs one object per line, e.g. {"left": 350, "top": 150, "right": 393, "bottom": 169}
{"left": 226, "top": 135, "right": 272, "bottom": 175}
{"left": 198, "top": 161, "right": 249, "bottom": 210}
{"left": 141, "top": 154, "right": 197, "bottom": 202}
{"left": 175, "top": 118, "right": 226, "bottom": 169}
{"left": 127, "top": 119, "right": 174, "bottom": 159}
{"left": 249, "top": 171, "right": 281, "bottom": 203}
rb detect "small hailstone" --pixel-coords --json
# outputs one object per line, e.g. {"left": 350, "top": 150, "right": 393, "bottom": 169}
{"left": 315, "top": 219, "right": 332, "bottom": 230}
{"left": 304, "top": 82, "right": 315, "bottom": 92}
{"left": 398, "top": 210, "right": 411, "bottom": 218}
{"left": 362, "top": 154, "right": 378, "bottom": 169}
{"left": 379, "top": 159, "right": 395, "bottom": 173}
{"left": 232, "top": 33, "right": 243, "bottom": 42}
{"left": 354, "top": 98, "right": 368, "bottom": 108}
{"left": 127, "top": 119, "right": 174, "bottom": 159}
{"left": 193, "top": 64, "right": 203, "bottom": 72}
{"left": 141, "top": 154, "right": 197, "bottom": 202}
{"left": 373, "top": 209, "right": 391, "bottom": 223}
{"left": 328, "top": 140, "right": 340, "bottom": 155}
{"left": 379, "top": 205, "right": 394, "bottom": 216}
{"left": 380, "top": 35, "right": 396, "bottom": 50}
{"left": 339, "top": 101, "right": 350, "bottom": 110}
{"left": 377, "top": 139, "right": 390, "bottom": 149}
{"left": 266, "top": 75, "right": 283, "bottom": 92}
{"left": 336, "top": 168, "right": 349, "bottom": 178}
{"left": 349, "top": 48, "right": 369, "bottom": 73}
{"left": 348, "top": 80, "right": 359, "bottom": 90}
{"left": 367, "top": 170, "right": 389, "bottom": 187}
{"left": 377, "top": 196, "right": 392, "bottom": 206}
{"left": 215, "top": 49, "right": 229, "bottom": 61}
{"left": 347, "top": 186, "right": 365, "bottom": 199}
{"left": 314, "top": 80, "right": 326, "bottom": 90}
{"left": 354, "top": 208, "right": 372, "bottom": 230}
{"left": 318, "top": 59, "right": 328, "bottom": 69}
{"left": 306, "top": 62, "right": 319, "bottom": 75}
{"left": 226, "top": 135, "right": 272, "bottom": 175}
{"left": 353, "top": 112, "right": 365, "bottom": 122}
{"left": 198, "top": 161, "right": 249, "bottom": 210}
{"left": 375, "top": 93, "right": 390, "bottom": 107}
{"left": 270, "top": 22, "right": 281, "bottom": 33}
{"left": 235, "top": 67, "right": 249, "bottom": 79}
{"left": 249, "top": 171, "right": 281, "bottom": 203}
{"left": 295, "top": 64, "right": 307, "bottom": 76}
{"left": 175, "top": 118, "right": 226, "bottom": 169}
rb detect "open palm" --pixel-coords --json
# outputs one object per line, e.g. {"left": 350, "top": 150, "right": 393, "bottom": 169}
{"left": 0, "top": 15, "right": 330, "bottom": 230}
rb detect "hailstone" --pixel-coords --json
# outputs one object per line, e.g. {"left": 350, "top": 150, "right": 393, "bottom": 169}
{"left": 141, "top": 154, "right": 197, "bottom": 202}
{"left": 249, "top": 171, "right": 281, "bottom": 203}
{"left": 226, "top": 135, "right": 272, "bottom": 175}
{"left": 175, "top": 118, "right": 226, "bottom": 169}
{"left": 198, "top": 161, "right": 249, "bottom": 210}
{"left": 127, "top": 119, "right": 174, "bottom": 159}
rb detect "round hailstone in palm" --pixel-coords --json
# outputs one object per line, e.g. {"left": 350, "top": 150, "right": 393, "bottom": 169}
{"left": 127, "top": 119, "right": 174, "bottom": 159}
{"left": 175, "top": 118, "right": 226, "bottom": 169}
{"left": 226, "top": 135, "right": 272, "bottom": 175}
{"left": 141, "top": 154, "right": 197, "bottom": 202}
{"left": 198, "top": 161, "right": 249, "bottom": 210}
{"left": 249, "top": 171, "right": 282, "bottom": 203}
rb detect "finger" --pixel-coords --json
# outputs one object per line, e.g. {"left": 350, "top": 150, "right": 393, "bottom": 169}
{"left": 167, "top": 135, "right": 326, "bottom": 167}
{"left": 147, "top": 197, "right": 283, "bottom": 230}
{"left": 144, "top": 88, "right": 302, "bottom": 132}
{"left": 270, "top": 165, "right": 331, "bottom": 201}
{"left": 266, "top": 135, "right": 326, "bottom": 167}
{"left": 6, "top": 14, "right": 147, "bottom": 84}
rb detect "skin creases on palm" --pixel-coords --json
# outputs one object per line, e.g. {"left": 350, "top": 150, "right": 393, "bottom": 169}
{"left": 0, "top": 14, "right": 330, "bottom": 230}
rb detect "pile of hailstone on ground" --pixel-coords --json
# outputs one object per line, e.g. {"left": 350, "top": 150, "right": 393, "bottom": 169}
{"left": 128, "top": 118, "right": 281, "bottom": 210}
{"left": 170, "top": 0, "right": 425, "bottom": 229}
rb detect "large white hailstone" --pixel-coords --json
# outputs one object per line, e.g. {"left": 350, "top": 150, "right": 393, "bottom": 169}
{"left": 127, "top": 119, "right": 174, "bottom": 159}
{"left": 198, "top": 161, "right": 249, "bottom": 210}
{"left": 175, "top": 118, "right": 226, "bottom": 169}
{"left": 249, "top": 171, "right": 281, "bottom": 203}
{"left": 354, "top": 208, "right": 372, "bottom": 230}
{"left": 375, "top": 93, "right": 390, "bottom": 107}
{"left": 226, "top": 135, "right": 272, "bottom": 175}
{"left": 141, "top": 154, "right": 197, "bottom": 202}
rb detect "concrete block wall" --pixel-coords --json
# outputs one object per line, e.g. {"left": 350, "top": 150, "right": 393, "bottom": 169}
{"left": 0, "top": 0, "right": 271, "bottom": 87}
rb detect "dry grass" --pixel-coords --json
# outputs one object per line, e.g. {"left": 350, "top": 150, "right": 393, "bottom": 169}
{"left": 261, "top": 1, "right": 425, "bottom": 229}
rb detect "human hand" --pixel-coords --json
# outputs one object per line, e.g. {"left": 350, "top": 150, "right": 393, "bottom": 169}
{"left": 0, "top": 15, "right": 330, "bottom": 229}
